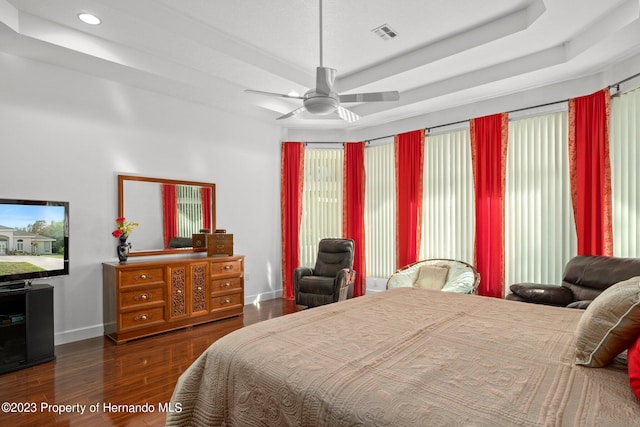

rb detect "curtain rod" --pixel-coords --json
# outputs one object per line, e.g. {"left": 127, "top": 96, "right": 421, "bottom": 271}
{"left": 302, "top": 71, "right": 639, "bottom": 145}
{"left": 304, "top": 99, "right": 567, "bottom": 145}
{"left": 608, "top": 70, "right": 640, "bottom": 92}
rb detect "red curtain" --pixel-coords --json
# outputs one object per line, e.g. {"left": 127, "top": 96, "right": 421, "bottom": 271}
{"left": 343, "top": 142, "right": 366, "bottom": 297}
{"left": 470, "top": 113, "right": 508, "bottom": 298}
{"left": 395, "top": 129, "right": 425, "bottom": 269}
{"left": 568, "top": 88, "right": 613, "bottom": 256}
{"left": 201, "top": 186, "right": 212, "bottom": 231}
{"left": 162, "top": 184, "right": 178, "bottom": 248}
{"left": 281, "top": 142, "right": 305, "bottom": 299}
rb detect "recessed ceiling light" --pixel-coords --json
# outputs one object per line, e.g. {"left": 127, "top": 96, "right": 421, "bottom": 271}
{"left": 78, "top": 13, "right": 101, "bottom": 25}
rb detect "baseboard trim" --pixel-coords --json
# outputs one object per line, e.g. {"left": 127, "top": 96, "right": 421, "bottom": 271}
{"left": 55, "top": 324, "right": 104, "bottom": 346}
{"left": 245, "top": 289, "right": 283, "bottom": 304}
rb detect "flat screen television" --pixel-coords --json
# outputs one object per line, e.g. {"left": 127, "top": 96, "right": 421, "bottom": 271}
{"left": 0, "top": 199, "right": 69, "bottom": 289}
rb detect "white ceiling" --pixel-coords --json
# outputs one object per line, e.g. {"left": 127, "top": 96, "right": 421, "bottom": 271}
{"left": 1, "top": 0, "right": 639, "bottom": 132}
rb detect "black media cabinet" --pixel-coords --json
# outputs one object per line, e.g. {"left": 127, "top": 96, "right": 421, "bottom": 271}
{"left": 0, "top": 283, "right": 55, "bottom": 374}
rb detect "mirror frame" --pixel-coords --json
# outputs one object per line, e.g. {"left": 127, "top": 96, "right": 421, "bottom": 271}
{"left": 118, "top": 174, "right": 216, "bottom": 257}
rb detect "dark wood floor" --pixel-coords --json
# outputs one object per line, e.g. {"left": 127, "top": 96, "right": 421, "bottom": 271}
{"left": 0, "top": 298, "right": 302, "bottom": 426}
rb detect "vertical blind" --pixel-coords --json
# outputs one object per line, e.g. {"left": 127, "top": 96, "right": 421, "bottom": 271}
{"left": 365, "top": 142, "right": 396, "bottom": 277}
{"left": 299, "top": 148, "right": 343, "bottom": 267}
{"left": 421, "top": 130, "right": 475, "bottom": 264}
{"left": 177, "top": 185, "right": 203, "bottom": 237}
{"left": 505, "top": 112, "right": 576, "bottom": 285}
{"left": 610, "top": 87, "right": 640, "bottom": 257}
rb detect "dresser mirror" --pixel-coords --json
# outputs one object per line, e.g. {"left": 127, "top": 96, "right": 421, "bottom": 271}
{"left": 117, "top": 175, "right": 216, "bottom": 257}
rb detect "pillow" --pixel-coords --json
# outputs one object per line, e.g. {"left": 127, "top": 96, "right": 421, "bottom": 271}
{"left": 628, "top": 336, "right": 640, "bottom": 399}
{"left": 575, "top": 276, "right": 640, "bottom": 368}
{"left": 387, "top": 267, "right": 419, "bottom": 289}
{"left": 442, "top": 271, "right": 475, "bottom": 294}
{"left": 414, "top": 265, "right": 449, "bottom": 290}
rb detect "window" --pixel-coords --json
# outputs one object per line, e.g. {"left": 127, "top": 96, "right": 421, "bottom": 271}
{"left": 177, "top": 185, "right": 204, "bottom": 237}
{"left": 505, "top": 112, "right": 576, "bottom": 284}
{"left": 365, "top": 142, "right": 396, "bottom": 277}
{"left": 610, "top": 86, "right": 640, "bottom": 257}
{"left": 299, "top": 148, "right": 343, "bottom": 267}
{"left": 421, "top": 129, "right": 474, "bottom": 264}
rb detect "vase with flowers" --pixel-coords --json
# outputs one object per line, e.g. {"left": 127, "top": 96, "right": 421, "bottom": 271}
{"left": 112, "top": 217, "right": 139, "bottom": 264}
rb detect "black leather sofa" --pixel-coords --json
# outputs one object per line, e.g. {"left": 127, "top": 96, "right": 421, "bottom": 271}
{"left": 506, "top": 255, "right": 640, "bottom": 308}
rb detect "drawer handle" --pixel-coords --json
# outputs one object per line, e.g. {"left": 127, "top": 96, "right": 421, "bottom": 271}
{"left": 216, "top": 244, "right": 225, "bottom": 249}
{"left": 134, "top": 274, "right": 150, "bottom": 280}
{"left": 196, "top": 286, "right": 203, "bottom": 291}
{"left": 134, "top": 314, "right": 150, "bottom": 321}
{"left": 176, "top": 289, "right": 182, "bottom": 295}
{"left": 222, "top": 265, "right": 233, "bottom": 271}
{"left": 221, "top": 298, "right": 232, "bottom": 304}
{"left": 220, "top": 282, "right": 232, "bottom": 288}
{"left": 134, "top": 293, "right": 150, "bottom": 301}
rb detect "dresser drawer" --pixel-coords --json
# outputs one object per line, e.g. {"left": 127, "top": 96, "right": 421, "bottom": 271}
{"left": 119, "top": 307, "right": 165, "bottom": 331}
{"left": 120, "top": 287, "right": 165, "bottom": 310}
{"left": 210, "top": 260, "right": 242, "bottom": 277}
{"left": 207, "top": 234, "right": 234, "bottom": 256}
{"left": 119, "top": 268, "right": 165, "bottom": 287}
{"left": 211, "top": 293, "right": 243, "bottom": 311}
{"left": 211, "top": 277, "right": 242, "bottom": 293}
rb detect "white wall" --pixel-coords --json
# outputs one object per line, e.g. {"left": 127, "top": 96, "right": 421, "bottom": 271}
{"left": 0, "top": 52, "right": 283, "bottom": 344}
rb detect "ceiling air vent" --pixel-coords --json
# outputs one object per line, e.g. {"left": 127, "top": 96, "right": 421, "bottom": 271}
{"left": 372, "top": 24, "right": 398, "bottom": 40}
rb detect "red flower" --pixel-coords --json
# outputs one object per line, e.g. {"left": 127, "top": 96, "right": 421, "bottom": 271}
{"left": 115, "top": 216, "right": 126, "bottom": 223}
{"left": 112, "top": 229, "right": 124, "bottom": 238}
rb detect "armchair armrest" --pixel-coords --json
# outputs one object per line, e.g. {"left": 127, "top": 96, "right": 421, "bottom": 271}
{"left": 508, "top": 283, "right": 574, "bottom": 306}
{"left": 294, "top": 267, "right": 314, "bottom": 294}
{"left": 335, "top": 268, "right": 356, "bottom": 302}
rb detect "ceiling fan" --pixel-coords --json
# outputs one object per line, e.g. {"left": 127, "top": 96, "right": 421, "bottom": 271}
{"left": 245, "top": 0, "right": 400, "bottom": 123}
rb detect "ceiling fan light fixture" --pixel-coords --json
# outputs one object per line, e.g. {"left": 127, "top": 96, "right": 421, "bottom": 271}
{"left": 304, "top": 96, "right": 338, "bottom": 115}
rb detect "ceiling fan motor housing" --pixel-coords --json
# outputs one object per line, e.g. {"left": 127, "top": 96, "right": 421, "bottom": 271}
{"left": 304, "top": 90, "right": 339, "bottom": 115}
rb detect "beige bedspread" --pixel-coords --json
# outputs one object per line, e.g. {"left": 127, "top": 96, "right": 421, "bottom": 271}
{"left": 167, "top": 288, "right": 640, "bottom": 426}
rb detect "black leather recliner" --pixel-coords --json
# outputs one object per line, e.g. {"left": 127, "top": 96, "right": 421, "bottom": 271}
{"left": 506, "top": 255, "right": 640, "bottom": 308}
{"left": 294, "top": 238, "right": 356, "bottom": 308}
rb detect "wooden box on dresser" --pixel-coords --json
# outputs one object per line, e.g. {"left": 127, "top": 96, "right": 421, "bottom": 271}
{"left": 103, "top": 255, "right": 244, "bottom": 343}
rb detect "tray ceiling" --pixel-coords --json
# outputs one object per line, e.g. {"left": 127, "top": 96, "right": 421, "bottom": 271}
{"left": 1, "top": 0, "right": 639, "bottom": 131}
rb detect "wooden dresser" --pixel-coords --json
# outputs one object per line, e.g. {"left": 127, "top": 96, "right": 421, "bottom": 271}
{"left": 103, "top": 255, "right": 244, "bottom": 343}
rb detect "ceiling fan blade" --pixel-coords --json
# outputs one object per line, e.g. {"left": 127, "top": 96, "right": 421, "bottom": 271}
{"left": 245, "top": 89, "right": 304, "bottom": 100}
{"left": 277, "top": 106, "right": 307, "bottom": 120}
{"left": 339, "top": 91, "right": 400, "bottom": 103}
{"left": 316, "top": 67, "right": 336, "bottom": 95}
{"left": 336, "top": 105, "right": 360, "bottom": 123}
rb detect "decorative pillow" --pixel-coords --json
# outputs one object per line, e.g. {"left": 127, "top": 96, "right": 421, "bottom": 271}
{"left": 628, "top": 336, "right": 640, "bottom": 399}
{"left": 387, "top": 267, "right": 420, "bottom": 289}
{"left": 414, "top": 265, "right": 449, "bottom": 290}
{"left": 575, "top": 276, "right": 640, "bottom": 368}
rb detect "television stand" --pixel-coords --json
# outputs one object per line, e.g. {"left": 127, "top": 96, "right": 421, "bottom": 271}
{"left": 0, "top": 281, "right": 31, "bottom": 292}
{"left": 0, "top": 283, "right": 55, "bottom": 374}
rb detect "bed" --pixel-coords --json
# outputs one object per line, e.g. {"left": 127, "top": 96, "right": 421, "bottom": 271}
{"left": 166, "top": 287, "right": 640, "bottom": 426}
